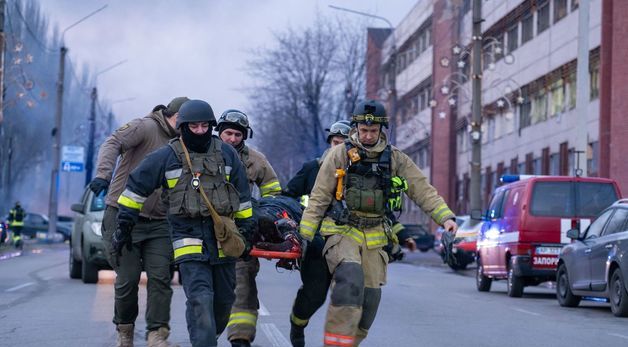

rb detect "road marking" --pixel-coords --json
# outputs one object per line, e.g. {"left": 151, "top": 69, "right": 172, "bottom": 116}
{"left": 261, "top": 323, "right": 290, "bottom": 347}
{"left": 608, "top": 333, "right": 628, "bottom": 340}
{"left": 512, "top": 308, "right": 541, "bottom": 316}
{"left": 5, "top": 282, "right": 34, "bottom": 292}
{"left": 259, "top": 300, "right": 270, "bottom": 316}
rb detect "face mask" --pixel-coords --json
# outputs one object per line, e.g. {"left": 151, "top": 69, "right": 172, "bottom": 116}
{"left": 180, "top": 124, "right": 213, "bottom": 153}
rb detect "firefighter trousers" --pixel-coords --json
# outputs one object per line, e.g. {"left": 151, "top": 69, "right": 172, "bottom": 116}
{"left": 102, "top": 206, "right": 174, "bottom": 332}
{"left": 291, "top": 233, "right": 331, "bottom": 327}
{"left": 322, "top": 234, "right": 388, "bottom": 347}
{"left": 227, "top": 256, "right": 260, "bottom": 342}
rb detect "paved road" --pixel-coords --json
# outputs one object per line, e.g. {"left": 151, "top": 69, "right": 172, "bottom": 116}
{"left": 1, "top": 243, "right": 627, "bottom": 347}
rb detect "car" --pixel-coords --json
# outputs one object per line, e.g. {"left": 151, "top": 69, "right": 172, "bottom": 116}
{"left": 3, "top": 212, "right": 72, "bottom": 240}
{"left": 0, "top": 219, "right": 7, "bottom": 245}
{"left": 476, "top": 174, "right": 621, "bottom": 297}
{"left": 446, "top": 217, "right": 483, "bottom": 271}
{"left": 402, "top": 224, "right": 435, "bottom": 252}
{"left": 69, "top": 187, "right": 111, "bottom": 283}
{"left": 56, "top": 215, "right": 74, "bottom": 241}
{"left": 556, "top": 199, "right": 628, "bottom": 316}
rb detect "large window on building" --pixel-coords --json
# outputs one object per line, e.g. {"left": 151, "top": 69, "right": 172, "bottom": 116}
{"left": 519, "top": 87, "right": 532, "bottom": 129}
{"left": 550, "top": 153, "right": 560, "bottom": 175}
{"left": 549, "top": 79, "right": 565, "bottom": 117}
{"left": 538, "top": 0, "right": 550, "bottom": 33}
{"left": 590, "top": 64, "right": 600, "bottom": 100}
{"left": 507, "top": 24, "right": 519, "bottom": 53}
{"left": 531, "top": 91, "right": 548, "bottom": 124}
{"left": 521, "top": 12, "right": 534, "bottom": 44}
{"left": 554, "top": 0, "right": 568, "bottom": 23}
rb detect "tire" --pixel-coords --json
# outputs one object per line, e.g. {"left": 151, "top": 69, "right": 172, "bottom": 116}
{"left": 476, "top": 258, "right": 492, "bottom": 292}
{"left": 610, "top": 269, "right": 628, "bottom": 317}
{"left": 81, "top": 259, "right": 99, "bottom": 284}
{"left": 507, "top": 259, "right": 524, "bottom": 298}
{"left": 556, "top": 263, "right": 581, "bottom": 307}
{"left": 69, "top": 244, "right": 82, "bottom": 279}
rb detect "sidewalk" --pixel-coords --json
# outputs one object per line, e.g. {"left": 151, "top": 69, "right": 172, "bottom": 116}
{"left": 0, "top": 233, "right": 66, "bottom": 261}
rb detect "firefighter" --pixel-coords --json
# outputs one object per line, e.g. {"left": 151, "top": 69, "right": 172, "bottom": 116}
{"left": 92, "top": 97, "right": 188, "bottom": 347}
{"left": 8, "top": 201, "right": 25, "bottom": 249}
{"left": 299, "top": 100, "right": 458, "bottom": 346}
{"left": 283, "top": 120, "right": 350, "bottom": 347}
{"left": 114, "top": 100, "right": 254, "bottom": 347}
{"left": 216, "top": 109, "right": 282, "bottom": 347}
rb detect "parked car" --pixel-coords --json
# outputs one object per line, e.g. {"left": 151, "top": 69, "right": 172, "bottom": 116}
{"left": 403, "top": 224, "right": 435, "bottom": 252}
{"left": 435, "top": 216, "right": 468, "bottom": 253}
{"left": 69, "top": 187, "right": 110, "bottom": 284}
{"left": 476, "top": 174, "right": 621, "bottom": 297}
{"left": 557, "top": 199, "right": 628, "bottom": 316}
{"left": 0, "top": 218, "right": 7, "bottom": 244}
{"left": 2, "top": 212, "right": 72, "bottom": 240}
{"left": 56, "top": 215, "right": 74, "bottom": 241}
{"left": 444, "top": 216, "right": 483, "bottom": 271}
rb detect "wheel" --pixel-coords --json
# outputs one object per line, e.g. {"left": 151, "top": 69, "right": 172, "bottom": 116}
{"left": 556, "top": 263, "right": 581, "bottom": 307}
{"left": 81, "top": 259, "right": 99, "bottom": 284}
{"left": 610, "top": 269, "right": 628, "bottom": 317}
{"left": 476, "top": 258, "right": 492, "bottom": 292}
{"left": 69, "top": 244, "right": 82, "bottom": 279}
{"left": 507, "top": 259, "right": 524, "bottom": 297}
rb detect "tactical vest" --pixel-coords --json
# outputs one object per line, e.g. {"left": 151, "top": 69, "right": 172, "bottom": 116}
{"left": 344, "top": 143, "right": 392, "bottom": 217}
{"left": 168, "top": 138, "right": 240, "bottom": 218}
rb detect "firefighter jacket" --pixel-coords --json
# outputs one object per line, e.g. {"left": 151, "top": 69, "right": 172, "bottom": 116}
{"left": 299, "top": 129, "right": 455, "bottom": 249}
{"left": 96, "top": 109, "right": 177, "bottom": 219}
{"left": 8, "top": 206, "right": 25, "bottom": 227}
{"left": 117, "top": 136, "right": 253, "bottom": 264}
{"left": 239, "top": 145, "right": 282, "bottom": 197}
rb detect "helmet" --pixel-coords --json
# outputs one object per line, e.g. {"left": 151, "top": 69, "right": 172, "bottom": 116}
{"left": 325, "top": 120, "right": 351, "bottom": 143}
{"left": 175, "top": 100, "right": 216, "bottom": 129}
{"left": 217, "top": 109, "right": 253, "bottom": 139}
{"left": 351, "top": 100, "right": 388, "bottom": 127}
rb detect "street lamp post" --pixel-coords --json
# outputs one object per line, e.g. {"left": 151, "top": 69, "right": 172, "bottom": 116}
{"left": 328, "top": 5, "right": 398, "bottom": 144}
{"left": 469, "top": 0, "right": 483, "bottom": 215}
{"left": 47, "top": 4, "right": 107, "bottom": 238}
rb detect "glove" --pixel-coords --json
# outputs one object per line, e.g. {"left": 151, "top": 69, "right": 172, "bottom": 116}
{"left": 111, "top": 220, "right": 134, "bottom": 260}
{"left": 89, "top": 177, "right": 109, "bottom": 195}
{"left": 440, "top": 230, "right": 457, "bottom": 266}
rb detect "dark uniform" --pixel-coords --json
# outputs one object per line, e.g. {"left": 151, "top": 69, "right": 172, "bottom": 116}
{"left": 8, "top": 203, "right": 25, "bottom": 247}
{"left": 116, "top": 100, "right": 254, "bottom": 347}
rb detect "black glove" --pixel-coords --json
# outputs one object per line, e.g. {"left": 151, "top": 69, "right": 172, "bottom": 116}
{"left": 111, "top": 220, "right": 134, "bottom": 259}
{"left": 89, "top": 177, "right": 109, "bottom": 195}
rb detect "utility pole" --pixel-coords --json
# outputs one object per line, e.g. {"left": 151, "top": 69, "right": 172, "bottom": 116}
{"left": 575, "top": 0, "right": 590, "bottom": 177}
{"left": 469, "top": 0, "right": 483, "bottom": 213}
{"left": 0, "top": 0, "right": 6, "bottom": 126}
{"left": 85, "top": 87, "right": 97, "bottom": 186}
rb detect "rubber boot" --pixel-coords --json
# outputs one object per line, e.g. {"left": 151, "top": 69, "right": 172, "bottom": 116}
{"left": 231, "top": 339, "right": 251, "bottom": 347}
{"left": 290, "top": 321, "right": 305, "bottom": 347}
{"left": 147, "top": 327, "right": 179, "bottom": 347}
{"left": 116, "top": 323, "right": 134, "bottom": 347}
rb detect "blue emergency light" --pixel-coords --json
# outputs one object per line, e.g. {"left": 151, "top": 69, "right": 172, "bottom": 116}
{"left": 500, "top": 175, "right": 540, "bottom": 183}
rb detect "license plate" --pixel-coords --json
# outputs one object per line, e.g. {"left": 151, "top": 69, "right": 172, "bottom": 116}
{"left": 536, "top": 246, "right": 561, "bottom": 255}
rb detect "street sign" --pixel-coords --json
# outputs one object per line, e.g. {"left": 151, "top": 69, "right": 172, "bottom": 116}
{"left": 61, "top": 145, "right": 85, "bottom": 172}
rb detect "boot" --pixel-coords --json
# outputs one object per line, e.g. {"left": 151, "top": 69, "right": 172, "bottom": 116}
{"left": 147, "top": 327, "right": 179, "bottom": 347}
{"left": 231, "top": 339, "right": 251, "bottom": 347}
{"left": 116, "top": 323, "right": 134, "bottom": 347}
{"left": 290, "top": 322, "right": 305, "bottom": 347}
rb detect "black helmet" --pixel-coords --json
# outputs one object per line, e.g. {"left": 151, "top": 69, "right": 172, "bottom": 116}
{"left": 325, "top": 120, "right": 351, "bottom": 143}
{"left": 217, "top": 109, "right": 253, "bottom": 139}
{"left": 351, "top": 100, "right": 388, "bottom": 127}
{"left": 176, "top": 100, "right": 216, "bottom": 129}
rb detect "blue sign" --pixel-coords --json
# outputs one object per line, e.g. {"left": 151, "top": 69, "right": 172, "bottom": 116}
{"left": 62, "top": 161, "right": 84, "bottom": 172}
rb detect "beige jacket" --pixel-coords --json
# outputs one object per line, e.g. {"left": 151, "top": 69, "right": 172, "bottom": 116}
{"left": 241, "top": 145, "right": 282, "bottom": 197}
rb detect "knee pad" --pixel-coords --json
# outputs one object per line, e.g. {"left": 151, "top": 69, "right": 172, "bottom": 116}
{"left": 359, "top": 287, "right": 381, "bottom": 330}
{"left": 330, "top": 262, "right": 364, "bottom": 306}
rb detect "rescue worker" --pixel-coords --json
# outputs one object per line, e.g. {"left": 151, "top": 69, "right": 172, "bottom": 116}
{"left": 91, "top": 97, "right": 188, "bottom": 347}
{"left": 114, "top": 99, "right": 254, "bottom": 347}
{"left": 8, "top": 201, "right": 25, "bottom": 249}
{"left": 215, "top": 109, "right": 282, "bottom": 347}
{"left": 283, "top": 120, "right": 351, "bottom": 347}
{"left": 299, "top": 100, "right": 458, "bottom": 346}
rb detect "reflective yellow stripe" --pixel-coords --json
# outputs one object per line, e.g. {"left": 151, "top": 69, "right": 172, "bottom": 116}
{"left": 260, "top": 180, "right": 282, "bottom": 197}
{"left": 117, "top": 195, "right": 144, "bottom": 210}
{"left": 226, "top": 174, "right": 230, "bottom": 181}
{"left": 173, "top": 245, "right": 202, "bottom": 259}
{"left": 392, "top": 222, "right": 405, "bottom": 234}
{"left": 290, "top": 313, "right": 309, "bottom": 327}
{"left": 234, "top": 207, "right": 253, "bottom": 219}
{"left": 300, "top": 219, "right": 318, "bottom": 239}
{"left": 227, "top": 312, "right": 257, "bottom": 327}
{"left": 9, "top": 221, "right": 24, "bottom": 227}
{"left": 167, "top": 178, "right": 178, "bottom": 189}
{"left": 345, "top": 228, "right": 365, "bottom": 244}
{"left": 218, "top": 248, "right": 225, "bottom": 258}
{"left": 432, "top": 204, "right": 451, "bottom": 221}
{"left": 365, "top": 233, "right": 388, "bottom": 247}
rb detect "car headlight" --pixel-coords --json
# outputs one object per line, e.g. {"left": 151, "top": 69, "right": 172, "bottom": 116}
{"left": 90, "top": 222, "right": 102, "bottom": 236}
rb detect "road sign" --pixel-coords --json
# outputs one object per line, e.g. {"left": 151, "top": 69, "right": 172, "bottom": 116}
{"left": 61, "top": 145, "right": 85, "bottom": 172}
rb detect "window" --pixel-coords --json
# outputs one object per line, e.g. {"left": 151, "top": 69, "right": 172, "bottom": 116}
{"left": 519, "top": 88, "right": 532, "bottom": 128}
{"left": 533, "top": 157, "right": 542, "bottom": 175}
{"left": 550, "top": 153, "right": 560, "bottom": 175}
{"left": 585, "top": 209, "right": 613, "bottom": 239}
{"left": 91, "top": 190, "right": 107, "bottom": 211}
{"left": 507, "top": 24, "right": 519, "bottom": 53}
{"left": 554, "top": 0, "right": 568, "bottom": 23}
{"left": 494, "top": 33, "right": 504, "bottom": 61}
{"left": 531, "top": 91, "right": 548, "bottom": 124}
{"left": 567, "top": 72, "right": 577, "bottom": 109}
{"left": 487, "top": 117, "right": 495, "bottom": 142}
{"left": 590, "top": 65, "right": 600, "bottom": 100}
{"left": 602, "top": 209, "right": 628, "bottom": 236}
{"left": 522, "top": 12, "right": 534, "bottom": 44}
{"left": 487, "top": 190, "right": 506, "bottom": 220}
{"left": 549, "top": 79, "right": 565, "bottom": 117}
{"left": 538, "top": 0, "right": 550, "bottom": 33}
{"left": 576, "top": 182, "right": 618, "bottom": 216}
{"left": 518, "top": 162, "right": 526, "bottom": 175}
{"left": 531, "top": 182, "right": 574, "bottom": 217}
{"left": 571, "top": 0, "right": 579, "bottom": 11}
{"left": 587, "top": 141, "right": 599, "bottom": 174}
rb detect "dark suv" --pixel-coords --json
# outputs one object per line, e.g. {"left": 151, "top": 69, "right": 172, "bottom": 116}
{"left": 557, "top": 199, "right": 628, "bottom": 316}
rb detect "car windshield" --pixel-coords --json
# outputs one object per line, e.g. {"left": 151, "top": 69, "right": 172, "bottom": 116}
{"left": 530, "top": 181, "right": 618, "bottom": 218}
{"left": 90, "top": 190, "right": 107, "bottom": 212}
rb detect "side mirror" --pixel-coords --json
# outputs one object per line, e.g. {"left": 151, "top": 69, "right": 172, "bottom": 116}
{"left": 71, "top": 203, "right": 85, "bottom": 213}
{"left": 566, "top": 228, "right": 580, "bottom": 240}
{"left": 470, "top": 209, "right": 483, "bottom": 221}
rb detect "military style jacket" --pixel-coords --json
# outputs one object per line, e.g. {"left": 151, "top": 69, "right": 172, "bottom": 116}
{"left": 240, "top": 145, "right": 282, "bottom": 197}
{"left": 299, "top": 129, "right": 455, "bottom": 249}
{"left": 117, "top": 136, "right": 253, "bottom": 264}
{"left": 96, "top": 110, "right": 177, "bottom": 219}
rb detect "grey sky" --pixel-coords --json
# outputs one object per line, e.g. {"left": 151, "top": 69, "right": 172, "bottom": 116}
{"left": 37, "top": 0, "right": 416, "bottom": 125}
